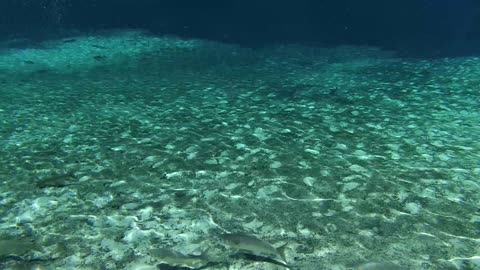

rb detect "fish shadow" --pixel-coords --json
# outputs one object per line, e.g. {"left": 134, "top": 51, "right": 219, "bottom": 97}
{"left": 230, "top": 252, "right": 292, "bottom": 269}
{"left": 157, "top": 261, "right": 225, "bottom": 270}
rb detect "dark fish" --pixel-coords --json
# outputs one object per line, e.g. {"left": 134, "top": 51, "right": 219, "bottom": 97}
{"left": 36, "top": 172, "right": 76, "bottom": 189}
{"left": 93, "top": 55, "right": 107, "bottom": 61}
{"left": 62, "top": 38, "right": 77, "bottom": 43}
{"left": 219, "top": 233, "right": 288, "bottom": 265}
{"left": 91, "top": 44, "right": 107, "bottom": 49}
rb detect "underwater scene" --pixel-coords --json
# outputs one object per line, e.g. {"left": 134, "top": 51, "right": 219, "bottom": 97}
{"left": 0, "top": 29, "right": 479, "bottom": 270}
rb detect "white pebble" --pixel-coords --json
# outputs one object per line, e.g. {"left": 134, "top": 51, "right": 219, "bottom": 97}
{"left": 305, "top": 149, "right": 320, "bottom": 155}
{"left": 270, "top": 161, "right": 282, "bottom": 169}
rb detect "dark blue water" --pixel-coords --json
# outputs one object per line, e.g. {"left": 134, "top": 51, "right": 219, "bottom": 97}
{"left": 1, "top": 0, "right": 480, "bottom": 56}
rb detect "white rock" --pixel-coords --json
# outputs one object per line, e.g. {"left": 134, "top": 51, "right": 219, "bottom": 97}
{"left": 305, "top": 149, "right": 320, "bottom": 155}
{"left": 405, "top": 202, "right": 421, "bottom": 214}
{"left": 303, "top": 177, "right": 316, "bottom": 187}
{"left": 63, "top": 134, "right": 73, "bottom": 143}
{"left": 421, "top": 154, "right": 433, "bottom": 162}
{"left": 354, "top": 149, "right": 370, "bottom": 160}
{"left": 166, "top": 171, "right": 183, "bottom": 178}
{"left": 349, "top": 164, "right": 367, "bottom": 173}
{"left": 342, "top": 182, "right": 361, "bottom": 192}
{"left": 111, "top": 145, "right": 126, "bottom": 151}
{"left": 270, "top": 161, "right": 282, "bottom": 169}
{"left": 335, "top": 143, "right": 348, "bottom": 150}
{"left": 138, "top": 206, "right": 153, "bottom": 221}
{"left": 235, "top": 143, "right": 247, "bottom": 149}
{"left": 438, "top": 153, "right": 450, "bottom": 161}
{"left": 123, "top": 227, "right": 148, "bottom": 244}
{"left": 391, "top": 152, "right": 400, "bottom": 160}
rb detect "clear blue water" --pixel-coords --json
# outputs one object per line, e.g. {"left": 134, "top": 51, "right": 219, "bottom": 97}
{"left": 0, "top": 31, "right": 479, "bottom": 270}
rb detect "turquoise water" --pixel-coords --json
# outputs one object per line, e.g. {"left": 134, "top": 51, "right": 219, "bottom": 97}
{"left": 0, "top": 31, "right": 479, "bottom": 270}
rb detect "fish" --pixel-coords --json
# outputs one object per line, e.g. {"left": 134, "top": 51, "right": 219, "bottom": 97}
{"left": 219, "top": 233, "right": 288, "bottom": 266}
{"left": 93, "top": 55, "right": 107, "bottom": 61}
{"left": 148, "top": 248, "right": 210, "bottom": 269}
{"left": 36, "top": 172, "right": 76, "bottom": 189}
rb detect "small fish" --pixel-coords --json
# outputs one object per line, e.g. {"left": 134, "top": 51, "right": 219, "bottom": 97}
{"left": 219, "top": 233, "right": 288, "bottom": 265}
{"left": 62, "top": 38, "right": 77, "bottom": 43}
{"left": 347, "top": 261, "right": 406, "bottom": 270}
{"left": 93, "top": 55, "right": 107, "bottom": 61}
{"left": 36, "top": 172, "right": 76, "bottom": 189}
{"left": 149, "top": 248, "right": 210, "bottom": 269}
